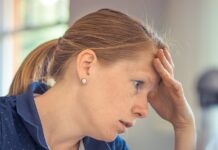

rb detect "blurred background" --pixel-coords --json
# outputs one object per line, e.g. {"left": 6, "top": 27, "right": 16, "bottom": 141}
{"left": 0, "top": 0, "right": 218, "bottom": 149}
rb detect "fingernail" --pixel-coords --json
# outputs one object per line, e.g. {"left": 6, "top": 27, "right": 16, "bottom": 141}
{"left": 160, "top": 49, "right": 164, "bottom": 54}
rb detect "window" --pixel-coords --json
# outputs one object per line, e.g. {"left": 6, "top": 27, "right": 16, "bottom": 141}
{"left": 0, "top": 0, "right": 69, "bottom": 96}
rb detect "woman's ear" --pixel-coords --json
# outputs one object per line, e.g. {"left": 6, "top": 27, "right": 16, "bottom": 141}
{"left": 76, "top": 49, "right": 97, "bottom": 81}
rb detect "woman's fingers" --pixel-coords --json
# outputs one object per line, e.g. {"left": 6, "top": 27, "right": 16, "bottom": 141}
{"left": 153, "top": 49, "right": 183, "bottom": 92}
{"left": 153, "top": 58, "right": 171, "bottom": 82}
{"left": 158, "top": 49, "right": 174, "bottom": 75}
{"left": 153, "top": 57, "right": 184, "bottom": 97}
{"left": 163, "top": 48, "right": 175, "bottom": 68}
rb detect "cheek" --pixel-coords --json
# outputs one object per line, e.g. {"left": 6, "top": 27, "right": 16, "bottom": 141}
{"left": 92, "top": 80, "right": 131, "bottom": 117}
{"left": 81, "top": 77, "right": 135, "bottom": 139}
{"left": 83, "top": 71, "right": 135, "bottom": 122}
{"left": 104, "top": 80, "right": 132, "bottom": 107}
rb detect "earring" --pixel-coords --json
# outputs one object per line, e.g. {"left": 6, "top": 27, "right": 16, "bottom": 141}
{"left": 81, "top": 78, "right": 87, "bottom": 84}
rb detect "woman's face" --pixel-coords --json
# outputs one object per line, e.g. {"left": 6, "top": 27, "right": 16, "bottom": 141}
{"left": 78, "top": 47, "right": 160, "bottom": 142}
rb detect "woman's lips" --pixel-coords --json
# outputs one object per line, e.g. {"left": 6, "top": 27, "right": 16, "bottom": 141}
{"left": 119, "top": 120, "right": 133, "bottom": 128}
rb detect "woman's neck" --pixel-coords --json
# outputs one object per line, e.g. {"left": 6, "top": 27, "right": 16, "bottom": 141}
{"left": 34, "top": 81, "right": 86, "bottom": 150}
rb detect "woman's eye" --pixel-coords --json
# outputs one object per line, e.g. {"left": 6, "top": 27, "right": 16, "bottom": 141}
{"left": 133, "top": 80, "right": 144, "bottom": 90}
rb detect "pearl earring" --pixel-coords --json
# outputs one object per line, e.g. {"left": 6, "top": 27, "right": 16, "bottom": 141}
{"left": 81, "top": 78, "right": 87, "bottom": 84}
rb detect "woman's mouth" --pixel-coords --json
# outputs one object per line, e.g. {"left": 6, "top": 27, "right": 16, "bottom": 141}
{"left": 119, "top": 120, "right": 133, "bottom": 128}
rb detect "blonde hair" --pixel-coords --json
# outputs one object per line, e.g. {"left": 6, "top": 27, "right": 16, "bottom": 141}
{"left": 8, "top": 8, "right": 167, "bottom": 96}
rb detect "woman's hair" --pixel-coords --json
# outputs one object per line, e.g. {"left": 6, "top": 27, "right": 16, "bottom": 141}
{"left": 8, "top": 8, "right": 167, "bottom": 96}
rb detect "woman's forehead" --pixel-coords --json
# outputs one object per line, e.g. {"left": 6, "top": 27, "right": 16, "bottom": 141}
{"left": 129, "top": 47, "right": 158, "bottom": 69}
{"left": 126, "top": 49, "right": 160, "bottom": 84}
{"left": 101, "top": 44, "right": 160, "bottom": 79}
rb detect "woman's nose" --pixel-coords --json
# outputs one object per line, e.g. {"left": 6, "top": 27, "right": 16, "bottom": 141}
{"left": 131, "top": 103, "right": 148, "bottom": 118}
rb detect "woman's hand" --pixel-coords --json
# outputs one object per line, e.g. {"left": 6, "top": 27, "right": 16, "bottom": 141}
{"left": 148, "top": 48, "right": 194, "bottom": 128}
{"left": 148, "top": 49, "right": 196, "bottom": 150}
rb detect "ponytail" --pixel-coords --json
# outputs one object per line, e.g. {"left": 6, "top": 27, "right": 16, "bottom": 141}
{"left": 8, "top": 39, "right": 58, "bottom": 96}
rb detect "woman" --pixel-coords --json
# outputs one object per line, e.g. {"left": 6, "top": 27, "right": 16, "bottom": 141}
{"left": 0, "top": 9, "right": 195, "bottom": 150}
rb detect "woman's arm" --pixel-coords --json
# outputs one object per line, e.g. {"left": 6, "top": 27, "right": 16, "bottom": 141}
{"left": 148, "top": 48, "right": 196, "bottom": 150}
{"left": 174, "top": 124, "right": 196, "bottom": 150}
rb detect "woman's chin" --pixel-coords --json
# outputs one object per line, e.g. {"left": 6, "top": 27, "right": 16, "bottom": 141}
{"left": 102, "top": 134, "right": 117, "bottom": 142}
{"left": 95, "top": 131, "right": 118, "bottom": 142}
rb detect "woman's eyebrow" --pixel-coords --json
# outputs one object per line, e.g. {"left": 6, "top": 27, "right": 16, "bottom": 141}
{"left": 138, "top": 71, "right": 160, "bottom": 87}
{"left": 137, "top": 71, "right": 152, "bottom": 84}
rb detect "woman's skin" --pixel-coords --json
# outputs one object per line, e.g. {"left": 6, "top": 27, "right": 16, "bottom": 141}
{"left": 35, "top": 43, "right": 195, "bottom": 150}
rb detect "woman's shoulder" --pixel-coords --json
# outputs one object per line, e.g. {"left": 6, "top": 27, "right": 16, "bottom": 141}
{"left": 0, "top": 95, "right": 16, "bottom": 111}
{"left": 0, "top": 95, "right": 17, "bottom": 146}
{"left": 0, "top": 96, "right": 17, "bottom": 121}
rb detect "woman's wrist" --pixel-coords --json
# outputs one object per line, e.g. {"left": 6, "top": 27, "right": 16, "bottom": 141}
{"left": 173, "top": 122, "right": 196, "bottom": 150}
